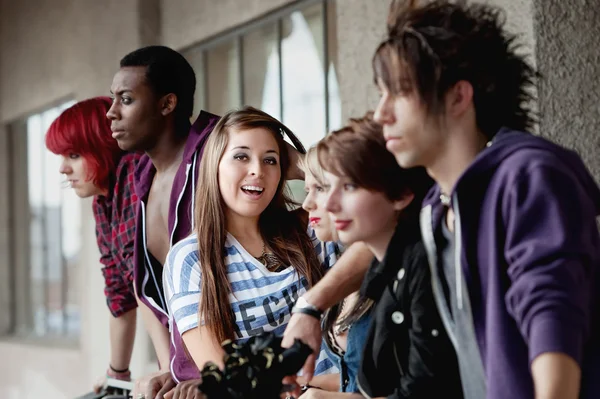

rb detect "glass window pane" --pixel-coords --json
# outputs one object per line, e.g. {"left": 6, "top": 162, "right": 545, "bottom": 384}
{"left": 206, "top": 40, "right": 241, "bottom": 116}
{"left": 243, "top": 23, "right": 281, "bottom": 120}
{"left": 24, "top": 100, "right": 79, "bottom": 338}
{"left": 281, "top": 3, "right": 325, "bottom": 148}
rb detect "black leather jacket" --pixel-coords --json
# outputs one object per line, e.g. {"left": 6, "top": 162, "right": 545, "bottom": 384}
{"left": 357, "top": 225, "right": 463, "bottom": 399}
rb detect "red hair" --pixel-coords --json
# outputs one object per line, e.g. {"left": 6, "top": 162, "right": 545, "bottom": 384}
{"left": 45, "top": 96, "right": 123, "bottom": 192}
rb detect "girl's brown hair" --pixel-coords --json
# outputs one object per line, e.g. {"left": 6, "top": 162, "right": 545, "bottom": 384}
{"left": 194, "top": 106, "right": 324, "bottom": 343}
{"left": 317, "top": 111, "right": 432, "bottom": 214}
{"left": 317, "top": 112, "right": 432, "bottom": 336}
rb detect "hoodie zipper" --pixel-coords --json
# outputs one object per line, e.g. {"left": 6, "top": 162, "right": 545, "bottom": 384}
{"left": 190, "top": 151, "right": 198, "bottom": 230}
{"left": 140, "top": 202, "right": 169, "bottom": 317}
{"left": 170, "top": 162, "right": 192, "bottom": 246}
{"left": 164, "top": 154, "right": 195, "bottom": 381}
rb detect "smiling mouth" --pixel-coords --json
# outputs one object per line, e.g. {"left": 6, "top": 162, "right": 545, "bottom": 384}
{"left": 309, "top": 217, "right": 321, "bottom": 226}
{"left": 241, "top": 185, "right": 265, "bottom": 199}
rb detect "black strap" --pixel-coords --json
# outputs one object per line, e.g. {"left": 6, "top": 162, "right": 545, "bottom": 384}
{"left": 109, "top": 364, "right": 130, "bottom": 373}
{"left": 291, "top": 306, "right": 322, "bottom": 320}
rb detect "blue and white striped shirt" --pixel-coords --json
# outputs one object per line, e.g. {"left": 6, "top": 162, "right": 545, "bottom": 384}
{"left": 163, "top": 226, "right": 339, "bottom": 376}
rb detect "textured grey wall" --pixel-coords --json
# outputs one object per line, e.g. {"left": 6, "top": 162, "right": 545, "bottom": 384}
{"left": 335, "top": 0, "right": 537, "bottom": 124}
{"left": 0, "top": 0, "right": 142, "bottom": 122}
{"left": 486, "top": 0, "right": 536, "bottom": 59}
{"left": 533, "top": 0, "right": 600, "bottom": 183}
{"left": 336, "top": 0, "right": 389, "bottom": 121}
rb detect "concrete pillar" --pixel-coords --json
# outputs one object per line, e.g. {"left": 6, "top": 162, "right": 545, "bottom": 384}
{"left": 335, "top": 0, "right": 388, "bottom": 121}
{"left": 533, "top": 0, "right": 600, "bottom": 182}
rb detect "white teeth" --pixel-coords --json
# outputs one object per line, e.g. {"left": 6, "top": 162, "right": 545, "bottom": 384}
{"left": 242, "top": 185, "right": 264, "bottom": 193}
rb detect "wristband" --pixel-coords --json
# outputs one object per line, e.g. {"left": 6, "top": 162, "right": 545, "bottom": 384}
{"left": 109, "top": 364, "right": 130, "bottom": 374}
{"left": 291, "top": 297, "right": 323, "bottom": 320}
{"left": 106, "top": 366, "right": 131, "bottom": 380}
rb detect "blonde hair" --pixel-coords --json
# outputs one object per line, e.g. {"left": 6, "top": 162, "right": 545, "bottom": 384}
{"left": 298, "top": 146, "right": 325, "bottom": 184}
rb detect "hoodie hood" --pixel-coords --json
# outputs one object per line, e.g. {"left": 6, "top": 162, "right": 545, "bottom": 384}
{"left": 423, "top": 127, "right": 600, "bottom": 215}
{"left": 133, "top": 110, "right": 220, "bottom": 200}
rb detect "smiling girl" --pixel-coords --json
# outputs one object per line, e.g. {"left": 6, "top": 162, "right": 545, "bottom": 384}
{"left": 45, "top": 96, "right": 141, "bottom": 393}
{"left": 162, "top": 107, "right": 339, "bottom": 393}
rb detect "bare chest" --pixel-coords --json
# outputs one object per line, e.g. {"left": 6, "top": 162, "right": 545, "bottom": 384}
{"left": 145, "top": 173, "right": 177, "bottom": 264}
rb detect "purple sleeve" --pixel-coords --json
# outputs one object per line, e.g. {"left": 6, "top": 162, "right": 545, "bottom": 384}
{"left": 503, "top": 162, "right": 597, "bottom": 366}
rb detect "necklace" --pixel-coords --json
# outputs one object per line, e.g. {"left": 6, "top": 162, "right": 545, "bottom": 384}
{"left": 334, "top": 298, "right": 351, "bottom": 336}
{"left": 255, "top": 242, "right": 283, "bottom": 272}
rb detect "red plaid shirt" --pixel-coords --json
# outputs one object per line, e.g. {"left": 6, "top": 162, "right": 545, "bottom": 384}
{"left": 93, "top": 153, "right": 141, "bottom": 317}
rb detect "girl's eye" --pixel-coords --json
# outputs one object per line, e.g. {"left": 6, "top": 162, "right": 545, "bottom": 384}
{"left": 343, "top": 183, "right": 358, "bottom": 191}
{"left": 233, "top": 154, "right": 248, "bottom": 161}
{"left": 122, "top": 97, "right": 132, "bottom": 105}
{"left": 69, "top": 153, "right": 80, "bottom": 159}
{"left": 315, "top": 185, "right": 324, "bottom": 193}
{"left": 264, "top": 158, "right": 278, "bottom": 165}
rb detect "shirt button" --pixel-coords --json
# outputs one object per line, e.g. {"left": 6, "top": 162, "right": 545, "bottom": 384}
{"left": 393, "top": 280, "right": 399, "bottom": 292}
{"left": 392, "top": 311, "right": 404, "bottom": 324}
{"left": 431, "top": 329, "right": 439, "bottom": 337}
{"left": 397, "top": 268, "right": 406, "bottom": 280}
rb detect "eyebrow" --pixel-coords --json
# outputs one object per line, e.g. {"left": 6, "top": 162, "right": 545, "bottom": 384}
{"left": 231, "top": 146, "right": 278, "bottom": 154}
{"left": 109, "top": 89, "right": 133, "bottom": 95}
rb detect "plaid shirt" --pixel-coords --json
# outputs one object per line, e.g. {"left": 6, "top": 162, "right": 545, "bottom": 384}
{"left": 93, "top": 153, "right": 141, "bottom": 317}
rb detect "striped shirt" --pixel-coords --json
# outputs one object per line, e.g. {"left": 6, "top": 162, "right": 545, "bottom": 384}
{"left": 163, "top": 226, "right": 339, "bottom": 377}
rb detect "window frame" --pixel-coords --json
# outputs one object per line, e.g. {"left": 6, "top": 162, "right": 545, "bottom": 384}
{"left": 1, "top": 98, "right": 81, "bottom": 346}
{"left": 180, "top": 0, "right": 334, "bottom": 135}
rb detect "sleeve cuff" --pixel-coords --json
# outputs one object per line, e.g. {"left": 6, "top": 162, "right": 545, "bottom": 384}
{"left": 528, "top": 316, "right": 584, "bottom": 366}
{"left": 108, "top": 300, "right": 138, "bottom": 318}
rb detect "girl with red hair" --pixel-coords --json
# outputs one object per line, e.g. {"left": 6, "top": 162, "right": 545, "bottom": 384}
{"left": 46, "top": 96, "right": 141, "bottom": 393}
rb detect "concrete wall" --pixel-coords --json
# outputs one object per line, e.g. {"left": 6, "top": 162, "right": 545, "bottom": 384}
{"left": 335, "top": 0, "right": 537, "bottom": 123}
{"left": 161, "top": 0, "right": 295, "bottom": 50}
{"left": 533, "top": 0, "right": 600, "bottom": 183}
{"left": 336, "top": 0, "right": 389, "bottom": 121}
{"left": 0, "top": 0, "right": 143, "bottom": 122}
{"left": 0, "top": 1, "right": 154, "bottom": 398}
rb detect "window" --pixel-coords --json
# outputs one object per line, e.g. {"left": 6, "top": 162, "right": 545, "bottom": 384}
{"left": 5, "top": 100, "right": 81, "bottom": 341}
{"left": 182, "top": 0, "right": 341, "bottom": 199}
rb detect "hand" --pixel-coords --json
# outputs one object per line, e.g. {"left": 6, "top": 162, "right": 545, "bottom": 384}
{"left": 163, "top": 378, "right": 205, "bottom": 399}
{"left": 148, "top": 371, "right": 176, "bottom": 399}
{"left": 132, "top": 370, "right": 175, "bottom": 399}
{"left": 281, "top": 375, "right": 300, "bottom": 399}
{"left": 93, "top": 368, "right": 131, "bottom": 393}
{"left": 281, "top": 313, "right": 323, "bottom": 393}
{"left": 93, "top": 374, "right": 107, "bottom": 394}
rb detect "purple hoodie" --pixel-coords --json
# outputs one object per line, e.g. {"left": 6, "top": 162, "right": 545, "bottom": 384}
{"left": 132, "top": 110, "right": 220, "bottom": 374}
{"left": 420, "top": 128, "right": 600, "bottom": 399}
